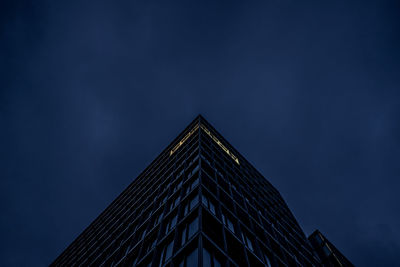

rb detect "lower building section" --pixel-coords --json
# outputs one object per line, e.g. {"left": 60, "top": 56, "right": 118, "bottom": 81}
{"left": 112, "top": 203, "right": 285, "bottom": 267}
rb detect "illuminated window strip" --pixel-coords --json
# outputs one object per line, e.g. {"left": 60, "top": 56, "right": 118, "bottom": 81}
{"left": 199, "top": 124, "right": 240, "bottom": 165}
{"left": 170, "top": 124, "right": 199, "bottom": 156}
{"left": 170, "top": 123, "right": 240, "bottom": 165}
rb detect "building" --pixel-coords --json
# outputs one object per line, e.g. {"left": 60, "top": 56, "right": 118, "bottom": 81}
{"left": 308, "top": 230, "right": 354, "bottom": 267}
{"left": 52, "top": 115, "right": 351, "bottom": 266}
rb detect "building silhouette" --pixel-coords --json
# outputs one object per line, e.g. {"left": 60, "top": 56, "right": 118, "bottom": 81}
{"left": 52, "top": 115, "right": 352, "bottom": 266}
{"left": 308, "top": 230, "right": 354, "bottom": 267}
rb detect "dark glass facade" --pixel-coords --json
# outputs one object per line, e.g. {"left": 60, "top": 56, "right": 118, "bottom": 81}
{"left": 52, "top": 115, "right": 350, "bottom": 266}
{"left": 308, "top": 230, "right": 354, "bottom": 267}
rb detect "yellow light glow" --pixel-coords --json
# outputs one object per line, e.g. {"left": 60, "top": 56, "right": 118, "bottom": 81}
{"left": 199, "top": 124, "right": 240, "bottom": 165}
{"left": 170, "top": 124, "right": 199, "bottom": 156}
{"left": 170, "top": 123, "right": 240, "bottom": 165}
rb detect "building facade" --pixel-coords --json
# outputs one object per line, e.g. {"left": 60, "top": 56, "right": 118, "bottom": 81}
{"left": 308, "top": 230, "right": 354, "bottom": 267}
{"left": 52, "top": 115, "right": 350, "bottom": 266}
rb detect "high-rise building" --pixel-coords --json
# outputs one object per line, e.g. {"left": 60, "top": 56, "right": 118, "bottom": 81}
{"left": 52, "top": 115, "right": 351, "bottom": 266}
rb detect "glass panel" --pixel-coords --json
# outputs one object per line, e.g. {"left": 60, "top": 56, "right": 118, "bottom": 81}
{"left": 187, "top": 247, "right": 198, "bottom": 266}
{"left": 209, "top": 202, "right": 215, "bottom": 215}
{"left": 203, "top": 248, "right": 211, "bottom": 267}
{"left": 315, "top": 234, "right": 323, "bottom": 245}
{"left": 165, "top": 240, "right": 174, "bottom": 260}
{"left": 171, "top": 215, "right": 177, "bottom": 228}
{"left": 202, "top": 195, "right": 208, "bottom": 206}
{"left": 227, "top": 219, "right": 234, "bottom": 233}
{"left": 166, "top": 214, "right": 177, "bottom": 234}
{"left": 214, "top": 258, "right": 221, "bottom": 267}
{"left": 172, "top": 196, "right": 180, "bottom": 209}
{"left": 157, "top": 214, "right": 163, "bottom": 224}
{"left": 263, "top": 253, "right": 272, "bottom": 267}
{"left": 140, "top": 229, "right": 146, "bottom": 240}
{"left": 184, "top": 204, "right": 189, "bottom": 216}
{"left": 322, "top": 245, "right": 331, "bottom": 256}
{"left": 246, "top": 236, "right": 254, "bottom": 251}
{"left": 190, "top": 195, "right": 199, "bottom": 209}
{"left": 181, "top": 227, "right": 188, "bottom": 246}
{"left": 192, "top": 178, "right": 199, "bottom": 188}
{"left": 188, "top": 217, "right": 199, "bottom": 239}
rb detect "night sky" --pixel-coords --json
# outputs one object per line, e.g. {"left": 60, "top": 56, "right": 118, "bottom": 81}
{"left": 1, "top": 0, "right": 400, "bottom": 266}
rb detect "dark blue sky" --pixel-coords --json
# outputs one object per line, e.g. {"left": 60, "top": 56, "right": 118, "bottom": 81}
{"left": 1, "top": 0, "right": 400, "bottom": 266}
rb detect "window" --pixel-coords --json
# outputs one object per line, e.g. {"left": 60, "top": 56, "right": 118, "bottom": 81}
{"left": 203, "top": 247, "right": 222, "bottom": 267}
{"left": 203, "top": 175, "right": 218, "bottom": 196}
{"left": 183, "top": 194, "right": 199, "bottom": 216}
{"left": 191, "top": 177, "right": 199, "bottom": 189}
{"left": 187, "top": 162, "right": 200, "bottom": 179}
{"left": 161, "top": 194, "right": 168, "bottom": 204}
{"left": 178, "top": 247, "right": 198, "bottom": 267}
{"left": 152, "top": 213, "right": 163, "bottom": 228}
{"left": 177, "top": 180, "right": 183, "bottom": 189}
{"left": 314, "top": 233, "right": 323, "bottom": 245}
{"left": 202, "top": 195, "right": 216, "bottom": 215}
{"left": 221, "top": 212, "right": 235, "bottom": 233}
{"left": 169, "top": 195, "right": 181, "bottom": 211}
{"left": 126, "top": 250, "right": 139, "bottom": 266}
{"left": 261, "top": 249, "right": 272, "bottom": 267}
{"left": 165, "top": 240, "right": 174, "bottom": 260}
{"left": 139, "top": 228, "right": 147, "bottom": 240}
{"left": 242, "top": 232, "right": 254, "bottom": 252}
{"left": 186, "top": 176, "right": 199, "bottom": 194}
{"left": 176, "top": 166, "right": 185, "bottom": 179}
{"left": 165, "top": 214, "right": 178, "bottom": 234}
{"left": 159, "top": 240, "right": 174, "bottom": 266}
{"left": 180, "top": 217, "right": 199, "bottom": 246}
{"left": 230, "top": 182, "right": 237, "bottom": 192}
{"left": 172, "top": 180, "right": 183, "bottom": 194}
{"left": 143, "top": 235, "right": 157, "bottom": 254}
{"left": 322, "top": 244, "right": 331, "bottom": 256}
